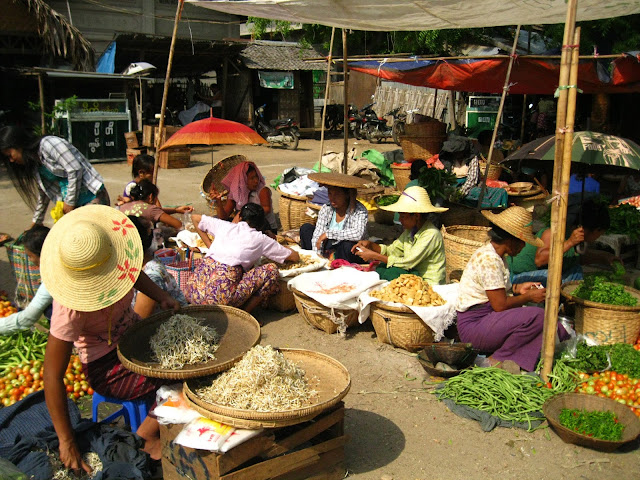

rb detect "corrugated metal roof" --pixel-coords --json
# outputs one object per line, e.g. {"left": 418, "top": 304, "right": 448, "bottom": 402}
{"left": 240, "top": 40, "right": 326, "bottom": 71}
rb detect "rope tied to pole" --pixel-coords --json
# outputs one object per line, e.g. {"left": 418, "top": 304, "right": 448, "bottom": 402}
{"left": 554, "top": 85, "right": 583, "bottom": 98}
{"left": 377, "top": 58, "right": 388, "bottom": 74}
{"left": 546, "top": 189, "right": 567, "bottom": 207}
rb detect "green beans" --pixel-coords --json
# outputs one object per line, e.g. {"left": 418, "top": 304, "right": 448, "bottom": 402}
{"left": 0, "top": 330, "right": 48, "bottom": 374}
{"left": 436, "top": 367, "right": 557, "bottom": 431}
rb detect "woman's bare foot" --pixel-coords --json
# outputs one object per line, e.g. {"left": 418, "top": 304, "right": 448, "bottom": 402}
{"left": 137, "top": 417, "right": 162, "bottom": 460}
{"left": 488, "top": 357, "right": 521, "bottom": 374}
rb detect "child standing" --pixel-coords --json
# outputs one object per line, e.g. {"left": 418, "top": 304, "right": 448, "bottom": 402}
{"left": 117, "top": 154, "right": 155, "bottom": 206}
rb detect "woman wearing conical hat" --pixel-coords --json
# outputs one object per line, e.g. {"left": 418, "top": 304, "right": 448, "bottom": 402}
{"left": 351, "top": 186, "right": 448, "bottom": 285}
{"left": 455, "top": 206, "right": 570, "bottom": 373}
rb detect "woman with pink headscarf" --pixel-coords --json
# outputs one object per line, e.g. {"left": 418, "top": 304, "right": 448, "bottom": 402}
{"left": 209, "top": 161, "right": 278, "bottom": 233}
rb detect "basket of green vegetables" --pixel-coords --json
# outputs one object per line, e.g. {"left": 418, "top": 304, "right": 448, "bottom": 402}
{"left": 543, "top": 393, "right": 640, "bottom": 451}
{"left": 373, "top": 194, "right": 400, "bottom": 225}
{"left": 561, "top": 280, "right": 640, "bottom": 345}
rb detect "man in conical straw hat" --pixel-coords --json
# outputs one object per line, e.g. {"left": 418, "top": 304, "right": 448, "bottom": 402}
{"left": 40, "top": 205, "right": 180, "bottom": 474}
{"left": 352, "top": 185, "right": 448, "bottom": 285}
{"left": 454, "top": 206, "right": 570, "bottom": 373}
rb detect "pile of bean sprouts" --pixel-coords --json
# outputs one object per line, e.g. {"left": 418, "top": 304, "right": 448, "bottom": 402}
{"left": 149, "top": 314, "right": 220, "bottom": 369}
{"left": 196, "top": 345, "right": 315, "bottom": 412}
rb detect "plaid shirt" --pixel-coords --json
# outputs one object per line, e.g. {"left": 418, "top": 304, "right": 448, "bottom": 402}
{"left": 311, "top": 201, "right": 368, "bottom": 254}
{"left": 33, "top": 136, "right": 104, "bottom": 223}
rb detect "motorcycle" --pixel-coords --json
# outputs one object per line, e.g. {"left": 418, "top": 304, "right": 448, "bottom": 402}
{"left": 389, "top": 107, "right": 407, "bottom": 145}
{"left": 362, "top": 103, "right": 393, "bottom": 143}
{"left": 254, "top": 104, "right": 300, "bottom": 150}
{"left": 348, "top": 104, "right": 366, "bottom": 140}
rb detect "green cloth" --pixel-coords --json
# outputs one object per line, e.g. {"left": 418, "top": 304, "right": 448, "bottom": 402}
{"left": 463, "top": 186, "right": 508, "bottom": 208}
{"left": 379, "top": 221, "right": 446, "bottom": 285}
{"left": 376, "top": 265, "right": 422, "bottom": 281}
{"left": 507, "top": 228, "right": 580, "bottom": 275}
{"left": 360, "top": 149, "right": 395, "bottom": 186}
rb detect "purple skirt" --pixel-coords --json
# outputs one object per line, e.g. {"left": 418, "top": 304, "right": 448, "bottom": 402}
{"left": 456, "top": 302, "right": 568, "bottom": 372}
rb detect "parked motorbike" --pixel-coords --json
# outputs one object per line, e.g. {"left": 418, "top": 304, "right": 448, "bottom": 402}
{"left": 254, "top": 104, "right": 300, "bottom": 150}
{"left": 389, "top": 107, "right": 407, "bottom": 145}
{"left": 362, "top": 103, "right": 393, "bottom": 143}
{"left": 348, "top": 104, "right": 366, "bottom": 140}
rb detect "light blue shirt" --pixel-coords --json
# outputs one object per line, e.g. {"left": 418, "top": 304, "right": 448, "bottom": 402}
{"left": 328, "top": 211, "right": 345, "bottom": 231}
{"left": 0, "top": 283, "right": 52, "bottom": 335}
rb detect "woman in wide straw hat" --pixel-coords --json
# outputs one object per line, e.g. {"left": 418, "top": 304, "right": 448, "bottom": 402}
{"left": 352, "top": 185, "right": 448, "bottom": 284}
{"left": 299, "top": 172, "right": 369, "bottom": 263}
{"left": 40, "top": 205, "right": 180, "bottom": 475}
{"left": 455, "top": 206, "right": 569, "bottom": 373}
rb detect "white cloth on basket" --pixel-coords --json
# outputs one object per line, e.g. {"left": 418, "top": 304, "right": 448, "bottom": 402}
{"left": 357, "top": 283, "right": 459, "bottom": 342}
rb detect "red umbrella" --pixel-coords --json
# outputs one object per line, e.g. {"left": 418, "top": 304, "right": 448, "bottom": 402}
{"left": 158, "top": 116, "right": 266, "bottom": 151}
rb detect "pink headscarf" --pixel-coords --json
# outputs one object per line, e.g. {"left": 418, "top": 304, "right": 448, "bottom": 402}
{"left": 221, "top": 161, "right": 266, "bottom": 209}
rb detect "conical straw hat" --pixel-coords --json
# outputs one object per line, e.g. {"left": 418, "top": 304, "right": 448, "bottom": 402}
{"left": 481, "top": 206, "right": 543, "bottom": 247}
{"left": 308, "top": 172, "right": 368, "bottom": 189}
{"left": 40, "top": 205, "right": 143, "bottom": 312}
{"left": 379, "top": 186, "right": 448, "bottom": 213}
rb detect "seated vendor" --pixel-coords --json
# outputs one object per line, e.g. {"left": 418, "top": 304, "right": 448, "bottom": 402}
{"left": 299, "top": 172, "right": 368, "bottom": 264}
{"left": 455, "top": 206, "right": 570, "bottom": 372}
{"left": 507, "top": 198, "right": 613, "bottom": 286}
{"left": 352, "top": 186, "right": 447, "bottom": 284}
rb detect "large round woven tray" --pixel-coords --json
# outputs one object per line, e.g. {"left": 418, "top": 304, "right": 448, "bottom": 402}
{"left": 370, "top": 303, "right": 434, "bottom": 352}
{"left": 291, "top": 288, "right": 358, "bottom": 334}
{"left": 441, "top": 225, "right": 490, "bottom": 282}
{"left": 200, "top": 154, "right": 247, "bottom": 201}
{"left": 561, "top": 281, "right": 640, "bottom": 345}
{"left": 543, "top": 393, "right": 640, "bottom": 452}
{"left": 183, "top": 348, "right": 351, "bottom": 429}
{"left": 117, "top": 305, "right": 260, "bottom": 379}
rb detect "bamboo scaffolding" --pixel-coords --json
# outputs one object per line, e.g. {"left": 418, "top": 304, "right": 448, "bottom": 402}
{"left": 541, "top": 0, "right": 580, "bottom": 381}
{"left": 342, "top": 28, "right": 349, "bottom": 174}
{"left": 318, "top": 27, "right": 336, "bottom": 171}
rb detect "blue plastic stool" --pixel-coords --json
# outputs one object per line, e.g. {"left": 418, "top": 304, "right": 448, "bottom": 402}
{"left": 91, "top": 392, "right": 150, "bottom": 432}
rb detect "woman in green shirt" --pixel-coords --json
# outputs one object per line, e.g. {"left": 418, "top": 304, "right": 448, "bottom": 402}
{"left": 351, "top": 186, "right": 448, "bottom": 284}
{"left": 508, "top": 198, "right": 613, "bottom": 286}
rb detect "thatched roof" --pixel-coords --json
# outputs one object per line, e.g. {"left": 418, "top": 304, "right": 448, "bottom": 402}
{"left": 11, "top": 0, "right": 95, "bottom": 71}
{"left": 240, "top": 41, "right": 326, "bottom": 71}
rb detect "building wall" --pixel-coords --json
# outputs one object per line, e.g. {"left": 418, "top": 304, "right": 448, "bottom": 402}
{"left": 48, "top": 0, "right": 240, "bottom": 56}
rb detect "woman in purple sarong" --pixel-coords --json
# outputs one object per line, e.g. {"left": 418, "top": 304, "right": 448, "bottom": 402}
{"left": 455, "top": 206, "right": 569, "bottom": 372}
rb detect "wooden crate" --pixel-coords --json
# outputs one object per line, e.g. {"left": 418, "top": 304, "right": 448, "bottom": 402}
{"left": 142, "top": 125, "right": 155, "bottom": 147}
{"left": 158, "top": 148, "right": 191, "bottom": 169}
{"left": 126, "top": 147, "right": 147, "bottom": 165}
{"left": 161, "top": 402, "right": 347, "bottom": 480}
{"left": 155, "top": 125, "right": 181, "bottom": 148}
{"left": 124, "top": 131, "right": 142, "bottom": 148}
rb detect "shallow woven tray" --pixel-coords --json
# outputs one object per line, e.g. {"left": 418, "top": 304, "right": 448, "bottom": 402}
{"left": 117, "top": 305, "right": 260, "bottom": 379}
{"left": 200, "top": 154, "right": 247, "bottom": 201}
{"left": 183, "top": 348, "right": 351, "bottom": 429}
{"left": 507, "top": 185, "right": 543, "bottom": 197}
{"left": 543, "top": 393, "right": 640, "bottom": 452}
{"left": 561, "top": 281, "right": 640, "bottom": 345}
{"left": 416, "top": 352, "right": 463, "bottom": 378}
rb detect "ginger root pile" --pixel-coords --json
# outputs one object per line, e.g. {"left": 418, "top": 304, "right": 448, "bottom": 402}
{"left": 370, "top": 274, "right": 445, "bottom": 307}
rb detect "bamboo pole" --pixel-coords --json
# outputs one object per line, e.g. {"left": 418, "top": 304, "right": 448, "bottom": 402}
{"left": 476, "top": 25, "right": 521, "bottom": 209}
{"left": 342, "top": 28, "right": 349, "bottom": 174}
{"left": 153, "top": 0, "right": 184, "bottom": 184}
{"left": 448, "top": 91, "right": 457, "bottom": 130}
{"left": 318, "top": 27, "right": 336, "bottom": 172}
{"left": 432, "top": 89, "right": 438, "bottom": 118}
{"left": 38, "top": 74, "right": 46, "bottom": 134}
{"left": 309, "top": 53, "right": 621, "bottom": 63}
{"left": 540, "top": 0, "right": 580, "bottom": 381}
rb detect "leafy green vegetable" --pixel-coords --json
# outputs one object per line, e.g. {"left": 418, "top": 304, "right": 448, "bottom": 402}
{"left": 416, "top": 166, "right": 457, "bottom": 201}
{"left": 377, "top": 195, "right": 400, "bottom": 207}
{"left": 573, "top": 275, "right": 637, "bottom": 306}
{"left": 572, "top": 342, "right": 640, "bottom": 378}
{"left": 559, "top": 408, "right": 624, "bottom": 441}
{"left": 608, "top": 203, "right": 640, "bottom": 240}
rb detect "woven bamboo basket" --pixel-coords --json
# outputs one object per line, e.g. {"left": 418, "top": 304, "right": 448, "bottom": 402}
{"left": 561, "top": 281, "right": 640, "bottom": 345}
{"left": 357, "top": 185, "right": 385, "bottom": 204}
{"left": 200, "top": 154, "right": 247, "bottom": 201}
{"left": 440, "top": 203, "right": 492, "bottom": 227}
{"left": 370, "top": 303, "right": 435, "bottom": 352}
{"left": 183, "top": 348, "right": 351, "bottom": 429}
{"left": 268, "top": 279, "right": 296, "bottom": 312}
{"left": 278, "top": 188, "right": 313, "bottom": 231}
{"left": 404, "top": 120, "right": 447, "bottom": 137}
{"left": 399, "top": 134, "right": 447, "bottom": 162}
{"left": 373, "top": 194, "right": 399, "bottom": 225}
{"left": 543, "top": 393, "right": 640, "bottom": 451}
{"left": 441, "top": 225, "right": 491, "bottom": 282}
{"left": 391, "top": 163, "right": 412, "bottom": 191}
{"left": 291, "top": 288, "right": 359, "bottom": 335}
{"left": 479, "top": 160, "right": 503, "bottom": 181}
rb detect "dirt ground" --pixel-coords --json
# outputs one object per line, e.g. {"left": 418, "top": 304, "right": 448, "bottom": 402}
{"left": 1, "top": 137, "right": 639, "bottom": 480}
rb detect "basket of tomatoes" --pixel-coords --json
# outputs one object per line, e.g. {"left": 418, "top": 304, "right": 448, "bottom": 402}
{"left": 0, "top": 291, "right": 18, "bottom": 318}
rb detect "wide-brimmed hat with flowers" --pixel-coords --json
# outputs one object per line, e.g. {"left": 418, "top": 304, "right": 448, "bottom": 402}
{"left": 40, "top": 205, "right": 143, "bottom": 312}
{"left": 379, "top": 186, "right": 449, "bottom": 213}
{"left": 481, "top": 206, "right": 543, "bottom": 247}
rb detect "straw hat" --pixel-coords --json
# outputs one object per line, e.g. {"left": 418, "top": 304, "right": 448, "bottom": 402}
{"left": 308, "top": 172, "right": 368, "bottom": 189}
{"left": 379, "top": 186, "right": 449, "bottom": 213}
{"left": 481, "top": 206, "right": 543, "bottom": 247}
{"left": 40, "top": 205, "right": 143, "bottom": 312}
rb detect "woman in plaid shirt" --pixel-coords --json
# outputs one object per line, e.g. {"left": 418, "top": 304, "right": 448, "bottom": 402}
{"left": 0, "top": 126, "right": 109, "bottom": 225}
{"left": 299, "top": 172, "right": 369, "bottom": 264}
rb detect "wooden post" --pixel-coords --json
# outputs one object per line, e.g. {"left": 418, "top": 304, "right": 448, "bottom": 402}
{"left": 222, "top": 58, "right": 228, "bottom": 119}
{"left": 318, "top": 27, "right": 336, "bottom": 172}
{"left": 448, "top": 91, "right": 457, "bottom": 130}
{"left": 342, "top": 28, "right": 349, "bottom": 174}
{"left": 541, "top": 1, "right": 580, "bottom": 381}
{"left": 153, "top": 0, "right": 184, "bottom": 183}
{"left": 477, "top": 25, "right": 521, "bottom": 209}
{"left": 432, "top": 89, "right": 438, "bottom": 118}
{"left": 37, "top": 73, "right": 46, "bottom": 134}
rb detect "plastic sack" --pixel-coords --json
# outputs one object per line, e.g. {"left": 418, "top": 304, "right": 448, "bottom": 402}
{"left": 0, "top": 459, "right": 27, "bottom": 480}
{"left": 153, "top": 384, "right": 201, "bottom": 425}
{"left": 361, "top": 149, "right": 395, "bottom": 186}
{"left": 174, "top": 417, "right": 235, "bottom": 451}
